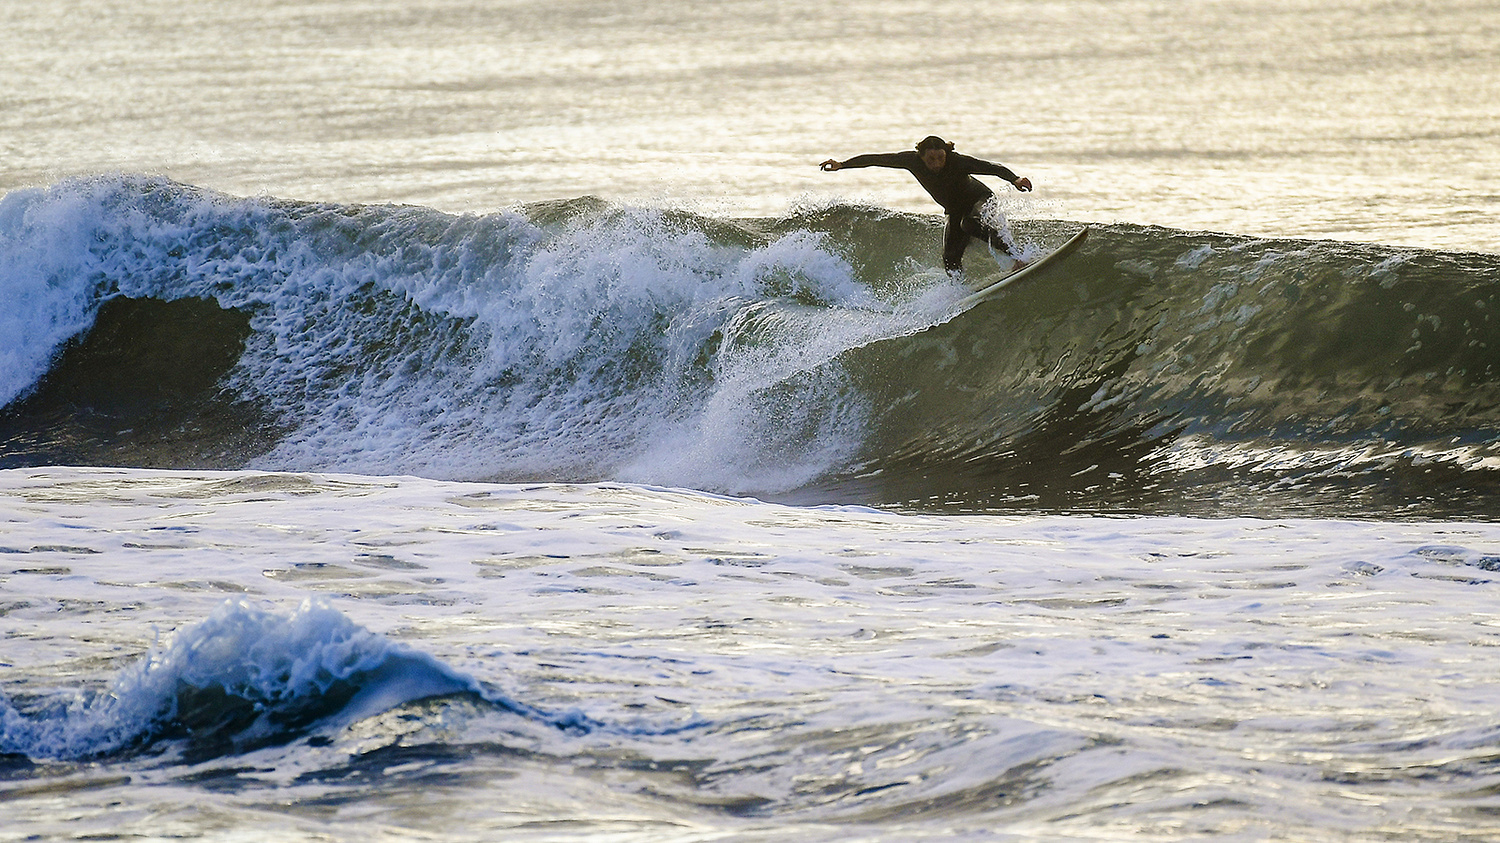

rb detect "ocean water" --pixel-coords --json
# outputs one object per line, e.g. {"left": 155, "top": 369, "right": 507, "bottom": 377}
{"left": 6, "top": 470, "right": 1500, "bottom": 841}
{"left": 3, "top": 0, "right": 1500, "bottom": 840}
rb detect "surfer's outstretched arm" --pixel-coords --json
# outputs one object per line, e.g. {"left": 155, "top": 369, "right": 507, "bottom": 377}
{"left": 820, "top": 152, "right": 911, "bottom": 172}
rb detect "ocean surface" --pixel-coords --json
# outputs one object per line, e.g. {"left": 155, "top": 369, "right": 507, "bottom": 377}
{"left": 3, "top": 0, "right": 1499, "bottom": 840}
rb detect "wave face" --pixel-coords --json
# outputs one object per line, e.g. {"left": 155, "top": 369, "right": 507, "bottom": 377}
{"left": 3, "top": 176, "right": 1499, "bottom": 518}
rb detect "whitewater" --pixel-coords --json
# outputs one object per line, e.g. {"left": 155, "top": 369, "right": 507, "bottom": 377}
{"left": 5, "top": 0, "right": 1500, "bottom": 840}
{"left": 6, "top": 470, "right": 1500, "bottom": 841}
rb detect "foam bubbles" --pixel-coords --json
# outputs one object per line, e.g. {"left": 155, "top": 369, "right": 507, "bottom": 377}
{"left": 236, "top": 199, "right": 942, "bottom": 492}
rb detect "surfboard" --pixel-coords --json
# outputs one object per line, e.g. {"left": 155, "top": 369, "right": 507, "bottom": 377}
{"left": 955, "top": 226, "right": 1090, "bottom": 309}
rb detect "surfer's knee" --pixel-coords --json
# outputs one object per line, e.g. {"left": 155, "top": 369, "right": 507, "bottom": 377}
{"left": 959, "top": 213, "right": 1018, "bottom": 257}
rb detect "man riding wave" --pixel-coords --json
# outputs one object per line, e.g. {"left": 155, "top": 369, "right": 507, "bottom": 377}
{"left": 821, "top": 136, "right": 1033, "bottom": 274}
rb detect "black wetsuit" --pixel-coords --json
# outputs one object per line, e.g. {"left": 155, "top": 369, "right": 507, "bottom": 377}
{"left": 839, "top": 150, "right": 1022, "bottom": 272}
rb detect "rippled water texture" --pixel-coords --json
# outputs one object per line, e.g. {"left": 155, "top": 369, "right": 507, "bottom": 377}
{"left": 4, "top": 2, "right": 1499, "bottom": 839}
{"left": 5, "top": 469, "right": 1500, "bottom": 840}
{"left": 2, "top": 0, "right": 1496, "bottom": 251}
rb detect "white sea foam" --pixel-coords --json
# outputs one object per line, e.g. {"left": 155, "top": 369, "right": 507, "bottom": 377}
{"left": 0, "top": 180, "right": 942, "bottom": 491}
{"left": 245, "top": 203, "right": 911, "bottom": 487}
{"left": 4, "top": 467, "right": 1500, "bottom": 836}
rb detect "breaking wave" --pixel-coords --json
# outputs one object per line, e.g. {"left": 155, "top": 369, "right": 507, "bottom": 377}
{"left": 3, "top": 175, "right": 1498, "bottom": 517}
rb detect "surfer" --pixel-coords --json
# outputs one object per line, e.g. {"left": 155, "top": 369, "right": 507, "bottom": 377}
{"left": 820, "top": 136, "right": 1033, "bottom": 274}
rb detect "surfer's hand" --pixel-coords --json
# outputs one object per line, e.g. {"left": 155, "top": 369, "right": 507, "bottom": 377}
{"left": 1013, "top": 177, "right": 1033, "bottom": 192}
{"left": 820, "top": 159, "right": 842, "bottom": 172}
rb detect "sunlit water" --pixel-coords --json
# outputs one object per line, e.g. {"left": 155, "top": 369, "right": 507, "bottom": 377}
{"left": 5, "top": 469, "right": 1500, "bottom": 840}
{"left": 2, "top": 0, "right": 1496, "bottom": 251}
{"left": 4, "top": 1, "right": 1500, "bottom": 840}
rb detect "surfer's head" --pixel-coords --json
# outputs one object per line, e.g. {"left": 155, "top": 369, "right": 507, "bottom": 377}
{"left": 916, "top": 135, "right": 953, "bottom": 171}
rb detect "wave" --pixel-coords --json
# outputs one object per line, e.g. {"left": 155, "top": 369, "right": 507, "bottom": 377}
{"left": 0, "top": 598, "right": 586, "bottom": 763}
{"left": 3, "top": 175, "right": 1499, "bottom": 518}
